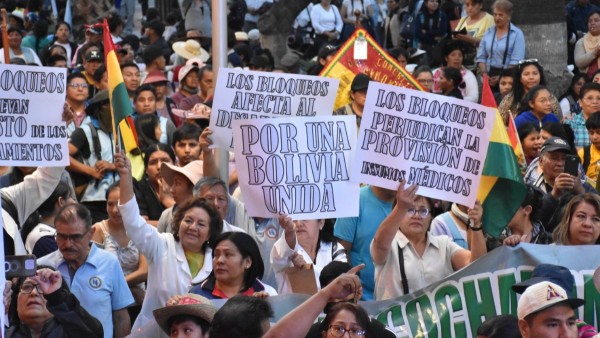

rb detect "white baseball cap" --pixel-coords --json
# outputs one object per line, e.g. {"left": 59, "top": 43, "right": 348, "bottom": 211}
{"left": 517, "top": 281, "right": 585, "bottom": 320}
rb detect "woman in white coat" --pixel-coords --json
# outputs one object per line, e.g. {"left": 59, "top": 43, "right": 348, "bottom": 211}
{"left": 114, "top": 151, "right": 222, "bottom": 338}
{"left": 271, "top": 215, "right": 347, "bottom": 294}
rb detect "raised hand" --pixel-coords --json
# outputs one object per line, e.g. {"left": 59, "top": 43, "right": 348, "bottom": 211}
{"left": 322, "top": 264, "right": 364, "bottom": 302}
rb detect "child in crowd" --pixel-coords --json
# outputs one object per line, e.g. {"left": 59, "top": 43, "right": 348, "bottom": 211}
{"left": 495, "top": 68, "right": 514, "bottom": 105}
{"left": 579, "top": 111, "right": 600, "bottom": 183}
{"left": 514, "top": 85, "right": 559, "bottom": 129}
{"left": 153, "top": 293, "right": 216, "bottom": 338}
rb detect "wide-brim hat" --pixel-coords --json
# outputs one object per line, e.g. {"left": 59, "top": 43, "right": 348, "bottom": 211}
{"left": 171, "top": 103, "right": 211, "bottom": 120}
{"left": 153, "top": 293, "right": 216, "bottom": 334}
{"left": 173, "top": 39, "right": 210, "bottom": 62}
{"left": 160, "top": 161, "right": 203, "bottom": 186}
{"left": 143, "top": 71, "right": 168, "bottom": 85}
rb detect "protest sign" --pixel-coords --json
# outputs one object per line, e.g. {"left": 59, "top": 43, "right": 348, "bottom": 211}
{"left": 232, "top": 115, "right": 359, "bottom": 219}
{"left": 0, "top": 64, "right": 68, "bottom": 166}
{"left": 351, "top": 83, "right": 496, "bottom": 207}
{"left": 210, "top": 68, "right": 339, "bottom": 150}
{"left": 0, "top": 199, "right": 4, "bottom": 337}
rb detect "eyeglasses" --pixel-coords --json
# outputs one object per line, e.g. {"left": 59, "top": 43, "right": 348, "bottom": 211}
{"left": 69, "top": 83, "right": 89, "bottom": 89}
{"left": 20, "top": 283, "right": 44, "bottom": 295}
{"left": 55, "top": 228, "right": 91, "bottom": 242}
{"left": 327, "top": 325, "right": 366, "bottom": 338}
{"left": 407, "top": 208, "right": 430, "bottom": 217}
{"left": 418, "top": 79, "right": 433, "bottom": 84}
{"left": 582, "top": 95, "right": 600, "bottom": 102}
{"left": 518, "top": 59, "right": 539, "bottom": 67}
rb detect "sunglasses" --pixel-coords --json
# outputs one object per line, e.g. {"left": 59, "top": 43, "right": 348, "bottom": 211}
{"left": 518, "top": 58, "right": 539, "bottom": 67}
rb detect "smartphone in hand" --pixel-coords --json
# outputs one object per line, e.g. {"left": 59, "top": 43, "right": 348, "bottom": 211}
{"left": 564, "top": 154, "right": 580, "bottom": 177}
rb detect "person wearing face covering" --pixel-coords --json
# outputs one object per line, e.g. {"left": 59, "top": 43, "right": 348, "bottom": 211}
{"left": 67, "top": 90, "right": 118, "bottom": 223}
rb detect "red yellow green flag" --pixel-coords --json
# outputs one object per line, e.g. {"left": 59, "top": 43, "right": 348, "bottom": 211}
{"left": 102, "top": 19, "right": 138, "bottom": 153}
{"left": 477, "top": 75, "right": 527, "bottom": 237}
{"left": 319, "top": 28, "right": 422, "bottom": 110}
{"left": 507, "top": 111, "right": 527, "bottom": 170}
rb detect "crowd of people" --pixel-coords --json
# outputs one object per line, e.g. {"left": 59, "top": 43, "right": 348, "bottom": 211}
{"left": 0, "top": 0, "right": 599, "bottom": 337}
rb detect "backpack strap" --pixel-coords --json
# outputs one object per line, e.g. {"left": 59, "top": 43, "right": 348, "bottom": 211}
{"left": 441, "top": 213, "right": 468, "bottom": 249}
{"left": 397, "top": 244, "right": 409, "bottom": 295}
{"left": 86, "top": 122, "right": 102, "bottom": 160}
{"left": 583, "top": 145, "right": 591, "bottom": 174}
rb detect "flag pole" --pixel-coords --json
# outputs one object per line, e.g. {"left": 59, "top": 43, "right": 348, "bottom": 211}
{"left": 212, "top": 0, "right": 229, "bottom": 185}
{"left": 1, "top": 9, "right": 9, "bottom": 64}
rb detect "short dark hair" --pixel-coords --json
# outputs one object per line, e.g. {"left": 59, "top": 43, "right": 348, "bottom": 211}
{"left": 167, "top": 314, "right": 210, "bottom": 335}
{"left": 46, "top": 54, "right": 67, "bottom": 66}
{"left": 199, "top": 65, "right": 213, "bottom": 80}
{"left": 142, "top": 45, "right": 164, "bottom": 65}
{"left": 93, "top": 64, "right": 107, "bottom": 83}
{"left": 173, "top": 123, "right": 202, "bottom": 145}
{"left": 107, "top": 14, "right": 123, "bottom": 33}
{"left": 517, "top": 122, "right": 540, "bottom": 144}
{"left": 476, "top": 315, "right": 520, "bottom": 338}
{"left": 172, "top": 197, "right": 222, "bottom": 249}
{"left": 134, "top": 84, "right": 157, "bottom": 102}
{"left": 586, "top": 110, "right": 600, "bottom": 130}
{"left": 121, "top": 61, "right": 140, "bottom": 72}
{"left": 210, "top": 232, "right": 264, "bottom": 290}
{"left": 520, "top": 184, "right": 544, "bottom": 222}
{"left": 209, "top": 296, "right": 273, "bottom": 338}
{"left": 55, "top": 203, "right": 93, "bottom": 230}
{"left": 67, "top": 72, "right": 87, "bottom": 84}
{"left": 499, "top": 68, "right": 515, "bottom": 79}
{"left": 579, "top": 82, "right": 600, "bottom": 100}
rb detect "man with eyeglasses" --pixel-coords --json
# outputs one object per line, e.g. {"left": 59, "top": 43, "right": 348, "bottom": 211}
{"left": 6, "top": 267, "right": 104, "bottom": 337}
{"left": 65, "top": 73, "right": 91, "bottom": 137}
{"left": 38, "top": 204, "right": 134, "bottom": 338}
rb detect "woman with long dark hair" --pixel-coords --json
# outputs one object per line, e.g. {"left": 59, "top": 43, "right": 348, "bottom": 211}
{"left": 190, "top": 231, "right": 277, "bottom": 299}
{"left": 559, "top": 73, "right": 589, "bottom": 120}
{"left": 271, "top": 216, "right": 346, "bottom": 294}
{"left": 132, "top": 143, "right": 176, "bottom": 226}
{"left": 498, "top": 60, "right": 562, "bottom": 125}
{"left": 414, "top": 0, "right": 448, "bottom": 65}
{"left": 44, "top": 21, "right": 77, "bottom": 66}
{"left": 21, "top": 19, "right": 50, "bottom": 55}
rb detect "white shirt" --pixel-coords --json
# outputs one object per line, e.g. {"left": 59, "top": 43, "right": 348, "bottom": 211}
{"left": 372, "top": 231, "right": 462, "bottom": 300}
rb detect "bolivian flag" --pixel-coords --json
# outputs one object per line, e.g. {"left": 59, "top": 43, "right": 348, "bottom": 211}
{"left": 102, "top": 19, "right": 138, "bottom": 153}
{"left": 477, "top": 75, "right": 526, "bottom": 237}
